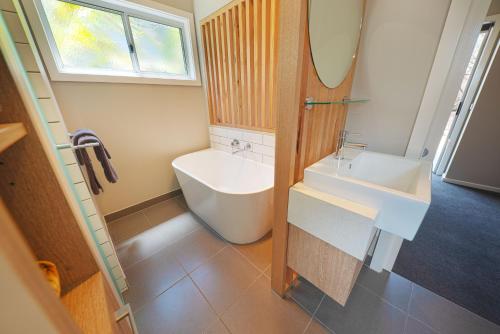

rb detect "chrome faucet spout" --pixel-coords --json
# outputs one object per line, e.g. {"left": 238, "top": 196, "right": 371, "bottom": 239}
{"left": 335, "top": 130, "right": 366, "bottom": 160}
{"left": 230, "top": 139, "right": 251, "bottom": 154}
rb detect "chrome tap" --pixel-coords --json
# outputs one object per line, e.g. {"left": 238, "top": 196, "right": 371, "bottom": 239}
{"left": 335, "top": 130, "right": 367, "bottom": 160}
{"left": 230, "top": 139, "right": 251, "bottom": 154}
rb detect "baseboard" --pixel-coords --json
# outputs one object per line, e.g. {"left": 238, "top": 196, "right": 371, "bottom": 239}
{"left": 104, "top": 188, "right": 183, "bottom": 222}
{"left": 442, "top": 177, "right": 500, "bottom": 194}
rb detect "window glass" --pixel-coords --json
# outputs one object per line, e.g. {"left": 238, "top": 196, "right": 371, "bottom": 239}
{"left": 129, "top": 17, "right": 186, "bottom": 75}
{"left": 41, "top": 0, "right": 133, "bottom": 72}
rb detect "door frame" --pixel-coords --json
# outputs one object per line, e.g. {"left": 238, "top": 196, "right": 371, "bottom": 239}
{"left": 405, "top": 0, "right": 491, "bottom": 160}
{"left": 435, "top": 14, "right": 500, "bottom": 175}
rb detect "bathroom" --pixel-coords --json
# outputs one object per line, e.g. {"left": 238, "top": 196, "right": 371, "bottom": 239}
{"left": 0, "top": 0, "right": 499, "bottom": 333}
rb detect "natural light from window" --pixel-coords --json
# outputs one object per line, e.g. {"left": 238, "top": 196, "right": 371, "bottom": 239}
{"left": 32, "top": 0, "right": 197, "bottom": 84}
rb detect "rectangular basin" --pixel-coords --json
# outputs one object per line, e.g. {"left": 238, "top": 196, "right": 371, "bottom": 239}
{"left": 303, "top": 150, "right": 432, "bottom": 240}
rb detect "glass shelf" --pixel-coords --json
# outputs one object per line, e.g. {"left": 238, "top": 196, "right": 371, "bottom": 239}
{"left": 304, "top": 97, "right": 369, "bottom": 107}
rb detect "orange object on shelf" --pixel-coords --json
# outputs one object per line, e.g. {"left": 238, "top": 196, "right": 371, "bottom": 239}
{"left": 37, "top": 260, "right": 61, "bottom": 297}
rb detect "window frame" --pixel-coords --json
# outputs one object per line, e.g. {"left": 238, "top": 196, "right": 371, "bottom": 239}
{"left": 23, "top": 0, "right": 201, "bottom": 85}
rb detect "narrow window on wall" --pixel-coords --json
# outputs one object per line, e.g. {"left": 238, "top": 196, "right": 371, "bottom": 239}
{"left": 30, "top": 0, "right": 199, "bottom": 84}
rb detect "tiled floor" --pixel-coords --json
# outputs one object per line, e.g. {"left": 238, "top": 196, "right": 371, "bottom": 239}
{"left": 108, "top": 196, "right": 500, "bottom": 334}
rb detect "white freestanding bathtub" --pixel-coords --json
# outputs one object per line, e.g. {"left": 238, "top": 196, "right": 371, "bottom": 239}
{"left": 172, "top": 149, "right": 274, "bottom": 244}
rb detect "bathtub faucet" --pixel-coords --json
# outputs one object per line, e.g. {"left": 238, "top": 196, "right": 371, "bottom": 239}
{"left": 230, "top": 139, "right": 251, "bottom": 154}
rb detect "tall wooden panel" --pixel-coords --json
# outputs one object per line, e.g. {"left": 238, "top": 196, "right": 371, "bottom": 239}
{"left": 272, "top": 0, "right": 363, "bottom": 296}
{"left": 201, "top": 0, "right": 279, "bottom": 132}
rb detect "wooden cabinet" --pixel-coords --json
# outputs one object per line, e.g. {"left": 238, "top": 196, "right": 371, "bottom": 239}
{"left": 0, "top": 52, "right": 134, "bottom": 333}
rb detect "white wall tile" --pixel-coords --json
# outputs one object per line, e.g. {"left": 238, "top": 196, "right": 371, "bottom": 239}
{"left": 262, "top": 155, "right": 275, "bottom": 166}
{"left": 88, "top": 214, "right": 104, "bottom": 231}
{"left": 225, "top": 128, "right": 243, "bottom": 140}
{"left": 28, "top": 73, "right": 50, "bottom": 98}
{"left": 75, "top": 182, "right": 91, "bottom": 200}
{"left": 116, "top": 277, "right": 128, "bottom": 291}
{"left": 100, "top": 242, "right": 114, "bottom": 256}
{"left": 3, "top": 12, "right": 27, "bottom": 43}
{"left": 209, "top": 125, "right": 276, "bottom": 164}
{"left": 245, "top": 151, "right": 263, "bottom": 163}
{"left": 242, "top": 131, "right": 263, "bottom": 144}
{"left": 253, "top": 143, "right": 275, "bottom": 157}
{"left": 82, "top": 198, "right": 97, "bottom": 215}
{"left": 106, "top": 254, "right": 119, "bottom": 268}
{"left": 213, "top": 142, "right": 231, "bottom": 153}
{"left": 17, "top": 43, "right": 38, "bottom": 72}
{"left": 211, "top": 126, "right": 226, "bottom": 137}
{"left": 60, "top": 149, "right": 77, "bottom": 165}
{"left": 0, "top": 0, "right": 16, "bottom": 12}
{"left": 38, "top": 98, "right": 61, "bottom": 122}
{"left": 95, "top": 228, "right": 108, "bottom": 244}
{"left": 49, "top": 122, "right": 69, "bottom": 144}
{"left": 67, "top": 164, "right": 84, "bottom": 183}
{"left": 111, "top": 266, "right": 123, "bottom": 278}
{"left": 263, "top": 134, "right": 275, "bottom": 147}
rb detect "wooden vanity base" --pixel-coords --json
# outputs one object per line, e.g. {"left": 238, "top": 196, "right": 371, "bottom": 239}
{"left": 287, "top": 224, "right": 363, "bottom": 305}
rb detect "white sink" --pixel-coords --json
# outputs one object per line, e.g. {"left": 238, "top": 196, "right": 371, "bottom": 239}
{"left": 303, "top": 150, "right": 432, "bottom": 241}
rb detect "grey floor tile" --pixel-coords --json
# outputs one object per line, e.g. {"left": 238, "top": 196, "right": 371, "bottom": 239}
{"left": 356, "top": 266, "right": 413, "bottom": 311}
{"left": 190, "top": 247, "right": 261, "bottom": 315}
{"left": 405, "top": 317, "right": 438, "bottom": 334}
{"left": 107, "top": 212, "right": 150, "bottom": 244}
{"left": 305, "top": 320, "right": 334, "bottom": 334}
{"left": 264, "top": 265, "right": 271, "bottom": 278}
{"left": 142, "top": 196, "right": 188, "bottom": 226}
{"left": 205, "top": 319, "right": 230, "bottom": 334}
{"left": 315, "top": 284, "right": 407, "bottom": 334}
{"left": 232, "top": 232, "right": 272, "bottom": 271}
{"left": 288, "top": 276, "right": 325, "bottom": 315}
{"left": 123, "top": 245, "right": 186, "bottom": 311}
{"left": 409, "top": 285, "right": 500, "bottom": 334}
{"left": 172, "top": 227, "right": 227, "bottom": 273}
{"left": 222, "top": 275, "right": 312, "bottom": 334}
{"left": 134, "top": 276, "right": 218, "bottom": 334}
{"left": 116, "top": 211, "right": 201, "bottom": 268}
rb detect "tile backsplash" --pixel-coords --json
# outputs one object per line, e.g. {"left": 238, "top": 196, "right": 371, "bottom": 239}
{"left": 209, "top": 126, "right": 275, "bottom": 166}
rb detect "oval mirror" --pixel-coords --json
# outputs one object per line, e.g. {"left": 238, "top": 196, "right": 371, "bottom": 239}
{"left": 308, "top": 0, "right": 363, "bottom": 88}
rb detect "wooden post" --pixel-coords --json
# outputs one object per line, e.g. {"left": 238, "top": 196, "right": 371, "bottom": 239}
{"left": 271, "top": 0, "right": 307, "bottom": 296}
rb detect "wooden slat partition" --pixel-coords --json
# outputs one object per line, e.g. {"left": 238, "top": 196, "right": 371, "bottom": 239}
{"left": 201, "top": 0, "right": 279, "bottom": 132}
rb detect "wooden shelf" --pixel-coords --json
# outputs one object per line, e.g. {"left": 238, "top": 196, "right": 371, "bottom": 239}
{"left": 62, "top": 272, "right": 117, "bottom": 334}
{"left": 0, "top": 123, "right": 27, "bottom": 154}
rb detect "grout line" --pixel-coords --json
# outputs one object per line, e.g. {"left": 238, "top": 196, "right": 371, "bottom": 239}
{"left": 117, "top": 223, "right": 201, "bottom": 270}
{"left": 130, "top": 272, "right": 190, "bottom": 316}
{"left": 301, "top": 294, "right": 325, "bottom": 334}
{"left": 403, "top": 283, "right": 415, "bottom": 334}
{"left": 229, "top": 244, "right": 267, "bottom": 277}
{"left": 187, "top": 274, "right": 220, "bottom": 316}
{"left": 229, "top": 243, "right": 268, "bottom": 274}
{"left": 263, "top": 263, "right": 271, "bottom": 279}
{"left": 355, "top": 282, "right": 409, "bottom": 315}
{"left": 179, "top": 243, "right": 229, "bottom": 275}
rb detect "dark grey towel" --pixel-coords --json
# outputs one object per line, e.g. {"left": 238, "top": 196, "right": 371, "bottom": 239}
{"left": 71, "top": 129, "right": 118, "bottom": 195}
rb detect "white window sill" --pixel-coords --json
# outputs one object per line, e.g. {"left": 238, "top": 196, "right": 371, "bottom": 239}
{"left": 49, "top": 72, "right": 202, "bottom": 86}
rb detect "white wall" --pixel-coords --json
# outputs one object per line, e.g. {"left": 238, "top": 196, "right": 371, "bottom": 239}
{"left": 346, "top": 0, "right": 451, "bottom": 156}
{"left": 49, "top": 0, "right": 210, "bottom": 215}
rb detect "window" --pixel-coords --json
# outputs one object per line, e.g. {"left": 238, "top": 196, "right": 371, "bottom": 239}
{"left": 28, "top": 0, "right": 200, "bottom": 85}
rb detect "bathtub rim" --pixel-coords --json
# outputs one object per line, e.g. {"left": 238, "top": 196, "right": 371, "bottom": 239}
{"left": 172, "top": 148, "right": 274, "bottom": 196}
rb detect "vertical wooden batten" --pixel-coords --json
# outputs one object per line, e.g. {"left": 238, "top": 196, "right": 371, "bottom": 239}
{"left": 201, "top": 0, "right": 279, "bottom": 132}
{"left": 272, "top": 0, "right": 363, "bottom": 298}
